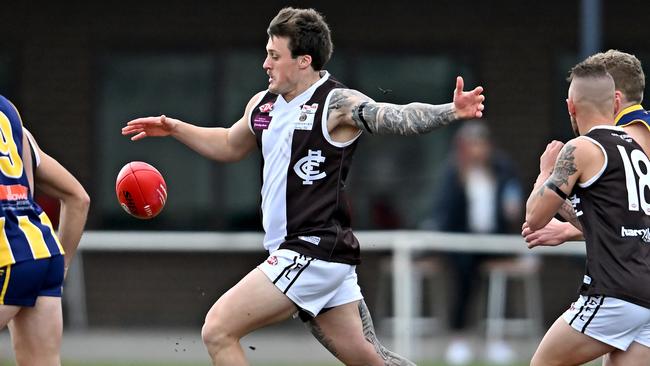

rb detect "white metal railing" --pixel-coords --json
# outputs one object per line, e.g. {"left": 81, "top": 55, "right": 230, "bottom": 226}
{"left": 65, "top": 230, "right": 586, "bottom": 358}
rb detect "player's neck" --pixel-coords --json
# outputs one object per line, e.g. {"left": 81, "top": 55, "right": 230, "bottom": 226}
{"left": 283, "top": 70, "right": 322, "bottom": 102}
{"left": 578, "top": 113, "right": 614, "bottom": 134}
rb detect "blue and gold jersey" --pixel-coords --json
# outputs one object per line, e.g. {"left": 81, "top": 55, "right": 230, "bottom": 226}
{"left": 615, "top": 104, "right": 650, "bottom": 130}
{"left": 0, "top": 95, "right": 63, "bottom": 268}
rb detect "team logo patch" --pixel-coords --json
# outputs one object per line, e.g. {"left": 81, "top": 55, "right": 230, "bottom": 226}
{"left": 259, "top": 102, "right": 274, "bottom": 113}
{"left": 294, "top": 150, "right": 326, "bottom": 185}
{"left": 296, "top": 103, "right": 318, "bottom": 130}
{"left": 266, "top": 256, "right": 278, "bottom": 266}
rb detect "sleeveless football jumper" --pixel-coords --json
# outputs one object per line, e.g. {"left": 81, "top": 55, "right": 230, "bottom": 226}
{"left": 249, "top": 72, "right": 362, "bottom": 265}
{"left": 0, "top": 95, "right": 63, "bottom": 268}
{"left": 571, "top": 126, "right": 650, "bottom": 308}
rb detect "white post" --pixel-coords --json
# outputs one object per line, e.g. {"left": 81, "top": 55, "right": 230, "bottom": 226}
{"left": 392, "top": 240, "right": 413, "bottom": 358}
{"left": 64, "top": 252, "right": 88, "bottom": 329}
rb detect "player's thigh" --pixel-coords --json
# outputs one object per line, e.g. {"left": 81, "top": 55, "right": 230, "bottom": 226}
{"left": 0, "top": 304, "right": 20, "bottom": 329}
{"left": 604, "top": 342, "right": 650, "bottom": 366}
{"left": 0, "top": 264, "right": 20, "bottom": 328}
{"left": 311, "top": 301, "right": 380, "bottom": 364}
{"left": 205, "top": 267, "right": 297, "bottom": 338}
{"left": 0, "top": 256, "right": 63, "bottom": 332}
{"left": 532, "top": 317, "right": 615, "bottom": 366}
{"left": 10, "top": 296, "right": 62, "bottom": 349}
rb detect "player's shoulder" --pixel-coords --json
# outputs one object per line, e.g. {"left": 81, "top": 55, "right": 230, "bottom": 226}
{"left": 326, "top": 88, "right": 375, "bottom": 115}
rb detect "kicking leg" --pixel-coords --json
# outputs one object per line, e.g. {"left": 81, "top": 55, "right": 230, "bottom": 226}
{"left": 306, "top": 299, "right": 415, "bottom": 366}
{"left": 357, "top": 299, "right": 416, "bottom": 365}
{"left": 201, "top": 268, "right": 297, "bottom": 366}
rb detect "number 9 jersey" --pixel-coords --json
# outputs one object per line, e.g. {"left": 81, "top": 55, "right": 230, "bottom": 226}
{"left": 0, "top": 95, "right": 63, "bottom": 268}
{"left": 570, "top": 126, "right": 650, "bottom": 308}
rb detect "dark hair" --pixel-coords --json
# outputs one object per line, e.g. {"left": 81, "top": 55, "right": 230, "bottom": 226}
{"left": 267, "top": 7, "right": 333, "bottom": 70}
{"left": 581, "top": 50, "right": 645, "bottom": 103}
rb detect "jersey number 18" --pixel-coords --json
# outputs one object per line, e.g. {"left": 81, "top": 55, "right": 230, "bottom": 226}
{"left": 618, "top": 145, "right": 650, "bottom": 214}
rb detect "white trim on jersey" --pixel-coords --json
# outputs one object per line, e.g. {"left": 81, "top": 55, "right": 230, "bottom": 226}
{"left": 321, "top": 88, "right": 362, "bottom": 148}
{"left": 578, "top": 136, "right": 607, "bottom": 188}
{"left": 24, "top": 129, "right": 41, "bottom": 167}
{"left": 587, "top": 125, "right": 626, "bottom": 133}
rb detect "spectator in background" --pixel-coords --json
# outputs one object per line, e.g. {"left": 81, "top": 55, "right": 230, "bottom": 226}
{"left": 427, "top": 120, "right": 522, "bottom": 364}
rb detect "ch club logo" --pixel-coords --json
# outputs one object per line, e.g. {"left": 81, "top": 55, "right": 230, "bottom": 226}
{"left": 294, "top": 150, "right": 326, "bottom": 185}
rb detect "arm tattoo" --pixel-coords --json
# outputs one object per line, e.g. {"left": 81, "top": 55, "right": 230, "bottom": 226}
{"left": 549, "top": 144, "right": 578, "bottom": 188}
{"left": 559, "top": 199, "right": 583, "bottom": 231}
{"left": 358, "top": 102, "right": 456, "bottom": 135}
{"left": 328, "top": 88, "right": 456, "bottom": 136}
{"left": 357, "top": 300, "right": 416, "bottom": 366}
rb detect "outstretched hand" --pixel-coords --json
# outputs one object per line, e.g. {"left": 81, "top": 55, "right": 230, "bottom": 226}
{"left": 121, "top": 115, "right": 176, "bottom": 141}
{"left": 453, "top": 76, "right": 485, "bottom": 119}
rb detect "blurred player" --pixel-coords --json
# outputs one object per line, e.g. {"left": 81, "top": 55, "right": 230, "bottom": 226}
{"left": 525, "top": 62, "right": 650, "bottom": 365}
{"left": 122, "top": 7, "right": 484, "bottom": 366}
{"left": 523, "top": 50, "right": 649, "bottom": 246}
{"left": 0, "top": 95, "right": 90, "bottom": 365}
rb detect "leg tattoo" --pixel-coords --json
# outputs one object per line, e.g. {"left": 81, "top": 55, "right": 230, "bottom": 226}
{"left": 358, "top": 299, "right": 417, "bottom": 366}
{"left": 305, "top": 319, "right": 341, "bottom": 359}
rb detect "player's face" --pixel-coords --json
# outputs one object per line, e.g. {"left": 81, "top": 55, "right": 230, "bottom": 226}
{"left": 263, "top": 36, "right": 300, "bottom": 95}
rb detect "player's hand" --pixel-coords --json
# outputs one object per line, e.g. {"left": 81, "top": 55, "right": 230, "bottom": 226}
{"left": 453, "top": 76, "right": 485, "bottom": 119}
{"left": 539, "top": 140, "right": 564, "bottom": 176}
{"left": 521, "top": 218, "right": 569, "bottom": 248}
{"left": 122, "top": 115, "right": 177, "bottom": 141}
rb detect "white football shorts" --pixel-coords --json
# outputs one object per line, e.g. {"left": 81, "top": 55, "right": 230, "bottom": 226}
{"left": 562, "top": 294, "right": 650, "bottom": 350}
{"left": 257, "top": 249, "right": 363, "bottom": 318}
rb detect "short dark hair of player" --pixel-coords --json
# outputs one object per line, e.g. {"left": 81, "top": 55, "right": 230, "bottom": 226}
{"left": 568, "top": 61, "right": 611, "bottom": 82}
{"left": 583, "top": 50, "right": 645, "bottom": 104}
{"left": 267, "top": 7, "right": 333, "bottom": 71}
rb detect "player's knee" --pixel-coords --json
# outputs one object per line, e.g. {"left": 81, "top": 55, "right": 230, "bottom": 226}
{"left": 201, "top": 314, "right": 237, "bottom": 352}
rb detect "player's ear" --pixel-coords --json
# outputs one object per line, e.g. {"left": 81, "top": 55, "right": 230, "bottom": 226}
{"left": 566, "top": 97, "right": 576, "bottom": 117}
{"left": 614, "top": 91, "right": 622, "bottom": 116}
{"left": 298, "top": 55, "right": 312, "bottom": 69}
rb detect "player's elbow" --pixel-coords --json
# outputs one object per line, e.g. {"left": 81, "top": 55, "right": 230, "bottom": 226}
{"left": 525, "top": 212, "right": 546, "bottom": 232}
{"left": 66, "top": 187, "right": 91, "bottom": 214}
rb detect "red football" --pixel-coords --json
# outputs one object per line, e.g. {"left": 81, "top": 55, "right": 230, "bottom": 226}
{"left": 115, "top": 161, "right": 167, "bottom": 219}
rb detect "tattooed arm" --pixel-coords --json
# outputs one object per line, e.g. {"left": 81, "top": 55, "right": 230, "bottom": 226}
{"left": 327, "top": 76, "right": 484, "bottom": 137}
{"left": 525, "top": 138, "right": 602, "bottom": 232}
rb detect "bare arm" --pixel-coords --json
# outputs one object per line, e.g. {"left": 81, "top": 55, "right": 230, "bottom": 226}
{"left": 526, "top": 141, "right": 578, "bottom": 231}
{"left": 25, "top": 129, "right": 90, "bottom": 271}
{"left": 522, "top": 218, "right": 584, "bottom": 248}
{"left": 526, "top": 138, "right": 601, "bottom": 231}
{"left": 558, "top": 199, "right": 583, "bottom": 231}
{"left": 122, "top": 91, "right": 263, "bottom": 162}
{"left": 328, "top": 76, "right": 484, "bottom": 136}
